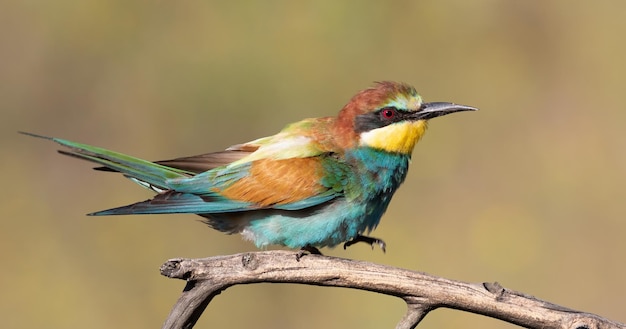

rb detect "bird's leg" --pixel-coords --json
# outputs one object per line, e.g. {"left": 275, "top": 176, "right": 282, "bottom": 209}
{"left": 343, "top": 235, "right": 386, "bottom": 253}
{"left": 295, "top": 245, "right": 323, "bottom": 261}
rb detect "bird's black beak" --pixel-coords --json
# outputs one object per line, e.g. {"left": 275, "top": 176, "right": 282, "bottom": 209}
{"left": 413, "top": 102, "right": 478, "bottom": 120}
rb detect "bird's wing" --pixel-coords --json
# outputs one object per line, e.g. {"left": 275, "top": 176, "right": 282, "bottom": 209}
{"left": 161, "top": 129, "right": 344, "bottom": 212}
{"left": 168, "top": 117, "right": 343, "bottom": 206}
{"left": 92, "top": 119, "right": 348, "bottom": 216}
{"left": 92, "top": 154, "right": 346, "bottom": 215}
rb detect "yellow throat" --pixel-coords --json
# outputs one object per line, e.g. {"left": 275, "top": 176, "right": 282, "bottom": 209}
{"left": 358, "top": 120, "right": 428, "bottom": 154}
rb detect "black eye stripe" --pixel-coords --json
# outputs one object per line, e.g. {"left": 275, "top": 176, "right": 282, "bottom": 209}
{"left": 354, "top": 107, "right": 410, "bottom": 133}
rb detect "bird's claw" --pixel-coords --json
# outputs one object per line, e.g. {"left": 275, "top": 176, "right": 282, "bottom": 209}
{"left": 296, "top": 246, "right": 323, "bottom": 261}
{"left": 343, "top": 235, "right": 386, "bottom": 253}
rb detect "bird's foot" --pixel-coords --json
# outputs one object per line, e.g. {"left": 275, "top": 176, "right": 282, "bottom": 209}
{"left": 295, "top": 246, "right": 323, "bottom": 261}
{"left": 343, "top": 235, "right": 386, "bottom": 253}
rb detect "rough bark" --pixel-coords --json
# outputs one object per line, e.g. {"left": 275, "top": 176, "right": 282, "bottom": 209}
{"left": 159, "top": 251, "right": 624, "bottom": 329}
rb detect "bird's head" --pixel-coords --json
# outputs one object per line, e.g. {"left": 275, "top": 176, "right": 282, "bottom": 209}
{"left": 335, "top": 81, "right": 477, "bottom": 154}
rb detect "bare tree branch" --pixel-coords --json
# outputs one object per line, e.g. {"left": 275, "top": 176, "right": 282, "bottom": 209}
{"left": 159, "top": 251, "right": 624, "bottom": 329}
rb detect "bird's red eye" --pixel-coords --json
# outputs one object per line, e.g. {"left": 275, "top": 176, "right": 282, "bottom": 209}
{"left": 380, "top": 108, "right": 396, "bottom": 120}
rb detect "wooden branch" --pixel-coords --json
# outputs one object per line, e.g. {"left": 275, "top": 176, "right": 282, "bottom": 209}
{"left": 159, "top": 250, "right": 624, "bottom": 329}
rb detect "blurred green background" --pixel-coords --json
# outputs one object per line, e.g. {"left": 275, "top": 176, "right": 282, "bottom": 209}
{"left": 1, "top": 1, "right": 625, "bottom": 328}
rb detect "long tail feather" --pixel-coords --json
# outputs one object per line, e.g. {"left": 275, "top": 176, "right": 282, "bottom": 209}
{"left": 20, "top": 132, "right": 191, "bottom": 190}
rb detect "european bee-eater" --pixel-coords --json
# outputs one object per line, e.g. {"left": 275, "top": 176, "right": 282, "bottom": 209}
{"left": 24, "top": 81, "right": 476, "bottom": 257}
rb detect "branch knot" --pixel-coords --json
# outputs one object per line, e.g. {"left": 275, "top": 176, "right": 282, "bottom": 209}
{"left": 241, "top": 253, "right": 259, "bottom": 271}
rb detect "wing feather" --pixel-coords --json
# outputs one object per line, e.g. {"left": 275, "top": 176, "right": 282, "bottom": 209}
{"left": 89, "top": 191, "right": 256, "bottom": 215}
{"left": 154, "top": 150, "right": 253, "bottom": 174}
{"left": 218, "top": 158, "right": 328, "bottom": 207}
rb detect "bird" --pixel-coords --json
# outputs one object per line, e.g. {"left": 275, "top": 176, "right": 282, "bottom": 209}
{"left": 23, "top": 81, "right": 477, "bottom": 258}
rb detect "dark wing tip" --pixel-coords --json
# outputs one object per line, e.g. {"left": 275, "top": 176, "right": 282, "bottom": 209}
{"left": 93, "top": 166, "right": 117, "bottom": 172}
{"left": 19, "top": 131, "right": 54, "bottom": 140}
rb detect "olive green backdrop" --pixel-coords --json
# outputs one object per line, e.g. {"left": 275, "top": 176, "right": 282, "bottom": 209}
{"left": 1, "top": 1, "right": 624, "bottom": 328}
